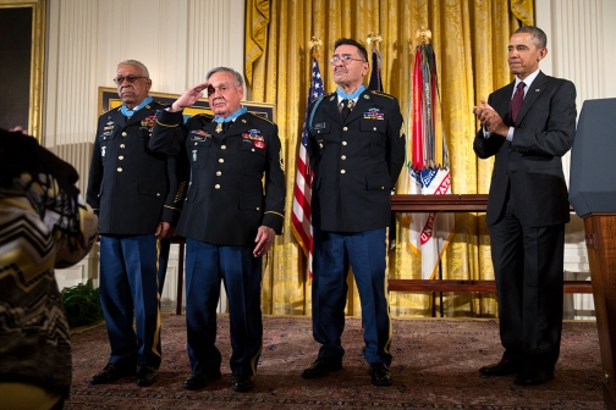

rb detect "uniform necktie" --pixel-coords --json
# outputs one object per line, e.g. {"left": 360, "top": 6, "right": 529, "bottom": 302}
{"left": 340, "top": 99, "right": 354, "bottom": 121}
{"left": 511, "top": 82, "right": 525, "bottom": 122}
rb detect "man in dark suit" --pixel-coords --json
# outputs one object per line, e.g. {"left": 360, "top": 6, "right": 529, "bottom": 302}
{"left": 302, "top": 38, "right": 405, "bottom": 386}
{"left": 150, "top": 67, "right": 286, "bottom": 393}
{"left": 473, "top": 26, "right": 577, "bottom": 386}
{"left": 87, "top": 60, "right": 186, "bottom": 387}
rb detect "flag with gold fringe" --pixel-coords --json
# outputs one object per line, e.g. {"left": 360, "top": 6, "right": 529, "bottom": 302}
{"left": 406, "top": 41, "right": 455, "bottom": 280}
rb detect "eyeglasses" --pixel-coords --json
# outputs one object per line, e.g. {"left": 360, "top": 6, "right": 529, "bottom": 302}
{"left": 113, "top": 75, "right": 148, "bottom": 85}
{"left": 330, "top": 54, "right": 366, "bottom": 65}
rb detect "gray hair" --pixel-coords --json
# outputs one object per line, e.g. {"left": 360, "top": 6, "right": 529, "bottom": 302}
{"left": 514, "top": 26, "right": 547, "bottom": 48}
{"left": 206, "top": 67, "right": 244, "bottom": 87}
{"left": 117, "top": 60, "right": 150, "bottom": 78}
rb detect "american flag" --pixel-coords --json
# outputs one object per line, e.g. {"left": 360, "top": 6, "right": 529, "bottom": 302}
{"left": 291, "top": 57, "right": 324, "bottom": 275}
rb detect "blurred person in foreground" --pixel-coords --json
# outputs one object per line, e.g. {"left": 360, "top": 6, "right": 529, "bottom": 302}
{"left": 0, "top": 127, "right": 98, "bottom": 409}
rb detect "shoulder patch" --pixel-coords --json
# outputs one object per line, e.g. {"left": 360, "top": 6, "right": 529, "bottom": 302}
{"left": 249, "top": 112, "right": 276, "bottom": 125}
{"left": 369, "top": 90, "right": 395, "bottom": 99}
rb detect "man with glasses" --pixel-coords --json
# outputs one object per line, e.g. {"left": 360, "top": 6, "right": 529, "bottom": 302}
{"left": 150, "top": 67, "right": 285, "bottom": 392}
{"left": 302, "top": 38, "right": 405, "bottom": 386}
{"left": 87, "top": 60, "right": 186, "bottom": 387}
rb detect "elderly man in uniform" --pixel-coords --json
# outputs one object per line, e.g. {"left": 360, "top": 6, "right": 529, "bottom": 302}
{"left": 150, "top": 66, "right": 286, "bottom": 392}
{"left": 302, "top": 38, "right": 406, "bottom": 386}
{"left": 87, "top": 60, "right": 186, "bottom": 387}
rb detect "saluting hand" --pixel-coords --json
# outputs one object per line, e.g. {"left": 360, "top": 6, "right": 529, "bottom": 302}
{"left": 169, "top": 82, "right": 210, "bottom": 112}
{"left": 253, "top": 226, "right": 275, "bottom": 257}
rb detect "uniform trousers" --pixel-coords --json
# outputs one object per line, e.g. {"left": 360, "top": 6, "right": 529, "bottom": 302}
{"left": 184, "top": 238, "right": 263, "bottom": 377}
{"left": 312, "top": 227, "right": 392, "bottom": 366}
{"left": 99, "top": 234, "right": 167, "bottom": 370}
{"left": 488, "top": 189, "right": 565, "bottom": 370}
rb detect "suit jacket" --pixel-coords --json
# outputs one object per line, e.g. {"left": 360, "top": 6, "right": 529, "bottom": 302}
{"left": 473, "top": 71, "right": 576, "bottom": 227}
{"left": 150, "top": 109, "right": 286, "bottom": 247}
{"left": 86, "top": 101, "right": 187, "bottom": 235}
{"left": 307, "top": 90, "right": 405, "bottom": 233}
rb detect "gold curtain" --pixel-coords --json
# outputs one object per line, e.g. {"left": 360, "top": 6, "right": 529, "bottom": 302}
{"left": 245, "top": 0, "right": 533, "bottom": 317}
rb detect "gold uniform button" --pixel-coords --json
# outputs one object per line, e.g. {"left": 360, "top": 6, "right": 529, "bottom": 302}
{"left": 373, "top": 127, "right": 377, "bottom": 131}
{"left": 117, "top": 167, "right": 123, "bottom": 172}
{"left": 216, "top": 171, "right": 222, "bottom": 176}
{"left": 118, "top": 155, "right": 124, "bottom": 160}
{"left": 221, "top": 145, "right": 227, "bottom": 150}
{"left": 120, "top": 144, "right": 126, "bottom": 148}
{"left": 341, "top": 155, "right": 346, "bottom": 160}
{"left": 340, "top": 169, "right": 346, "bottom": 174}
{"left": 342, "top": 141, "right": 348, "bottom": 146}
{"left": 156, "top": 193, "right": 161, "bottom": 197}
{"left": 319, "top": 143, "right": 324, "bottom": 148}
{"left": 215, "top": 184, "right": 221, "bottom": 189}
{"left": 194, "top": 142, "right": 198, "bottom": 146}
{"left": 381, "top": 186, "right": 385, "bottom": 190}
{"left": 256, "top": 206, "right": 260, "bottom": 211}
{"left": 343, "top": 126, "right": 348, "bottom": 131}
{"left": 218, "top": 158, "right": 224, "bottom": 163}
{"left": 122, "top": 132, "right": 128, "bottom": 137}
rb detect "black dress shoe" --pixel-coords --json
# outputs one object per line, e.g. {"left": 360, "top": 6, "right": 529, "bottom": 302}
{"left": 232, "top": 375, "right": 255, "bottom": 392}
{"left": 136, "top": 365, "right": 159, "bottom": 386}
{"left": 369, "top": 363, "right": 392, "bottom": 386}
{"left": 479, "top": 358, "right": 521, "bottom": 377}
{"left": 301, "top": 358, "right": 343, "bottom": 379}
{"left": 89, "top": 364, "right": 135, "bottom": 385}
{"left": 514, "top": 368, "right": 554, "bottom": 386}
{"left": 182, "top": 371, "right": 222, "bottom": 390}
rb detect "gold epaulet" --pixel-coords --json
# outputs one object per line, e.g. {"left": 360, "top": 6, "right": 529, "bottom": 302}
{"left": 249, "top": 112, "right": 276, "bottom": 125}
{"left": 369, "top": 90, "right": 394, "bottom": 99}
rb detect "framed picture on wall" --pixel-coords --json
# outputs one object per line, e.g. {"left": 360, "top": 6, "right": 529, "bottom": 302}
{"left": 0, "top": 0, "right": 45, "bottom": 141}
{"left": 98, "top": 87, "right": 276, "bottom": 123}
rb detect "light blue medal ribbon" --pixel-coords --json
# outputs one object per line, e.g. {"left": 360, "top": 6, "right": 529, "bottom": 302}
{"left": 214, "top": 106, "right": 248, "bottom": 124}
{"left": 121, "top": 96, "right": 153, "bottom": 117}
{"left": 336, "top": 84, "right": 366, "bottom": 102}
{"left": 214, "top": 106, "right": 248, "bottom": 133}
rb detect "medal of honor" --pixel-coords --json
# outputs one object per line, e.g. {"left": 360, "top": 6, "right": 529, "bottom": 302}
{"left": 216, "top": 122, "right": 223, "bottom": 133}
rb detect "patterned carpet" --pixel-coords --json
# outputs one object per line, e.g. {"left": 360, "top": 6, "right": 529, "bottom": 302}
{"left": 66, "top": 314, "right": 604, "bottom": 409}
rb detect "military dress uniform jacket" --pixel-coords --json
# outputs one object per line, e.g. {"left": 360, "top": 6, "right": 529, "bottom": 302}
{"left": 150, "top": 109, "right": 286, "bottom": 247}
{"left": 86, "top": 101, "right": 187, "bottom": 235}
{"left": 307, "top": 90, "right": 405, "bottom": 233}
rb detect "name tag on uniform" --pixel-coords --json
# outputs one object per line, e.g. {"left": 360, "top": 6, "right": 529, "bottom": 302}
{"left": 314, "top": 122, "right": 326, "bottom": 130}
